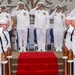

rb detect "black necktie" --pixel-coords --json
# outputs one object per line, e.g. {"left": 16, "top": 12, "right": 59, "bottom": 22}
{"left": 64, "top": 27, "right": 69, "bottom": 39}
{"left": 70, "top": 29, "right": 75, "bottom": 41}
{"left": 0, "top": 37, "right": 4, "bottom": 52}
{"left": 2, "top": 32, "right": 8, "bottom": 45}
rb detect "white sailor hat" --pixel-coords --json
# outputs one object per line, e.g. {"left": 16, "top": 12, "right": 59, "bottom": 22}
{"left": 37, "top": 2, "right": 44, "bottom": 6}
{"left": 70, "top": 16, "right": 75, "bottom": 20}
{"left": 55, "top": 5, "right": 61, "bottom": 8}
{"left": 0, "top": 4, "right": 6, "bottom": 9}
{"left": 18, "top": 1, "right": 25, "bottom": 5}
{"left": 0, "top": 28, "right": 3, "bottom": 36}
{"left": 65, "top": 16, "right": 72, "bottom": 20}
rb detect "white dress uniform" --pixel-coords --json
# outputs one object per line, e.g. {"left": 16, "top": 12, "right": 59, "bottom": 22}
{"left": 49, "top": 9, "right": 65, "bottom": 51}
{"left": 0, "top": 4, "right": 12, "bottom": 42}
{"left": 0, "top": 20, "right": 10, "bottom": 75}
{"left": 69, "top": 16, "right": 75, "bottom": 75}
{"left": 71, "top": 28, "right": 75, "bottom": 54}
{"left": 0, "top": 15, "right": 11, "bottom": 75}
{"left": 0, "top": 12, "right": 12, "bottom": 33}
{"left": 30, "top": 5, "right": 49, "bottom": 51}
{"left": 71, "top": 28, "right": 75, "bottom": 75}
{"left": 0, "top": 28, "right": 3, "bottom": 75}
{"left": 0, "top": 30, "right": 10, "bottom": 75}
{"left": 11, "top": 6, "right": 30, "bottom": 52}
{"left": 65, "top": 25, "right": 74, "bottom": 50}
{"left": 68, "top": 9, "right": 75, "bottom": 75}
{"left": 0, "top": 16, "right": 11, "bottom": 49}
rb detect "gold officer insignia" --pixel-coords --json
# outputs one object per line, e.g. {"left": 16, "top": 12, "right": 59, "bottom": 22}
{"left": 6, "top": 15, "right": 9, "bottom": 18}
{"left": 43, "top": 12, "right": 46, "bottom": 15}
{"left": 60, "top": 15, "right": 63, "bottom": 20}
{"left": 23, "top": 13, "right": 26, "bottom": 16}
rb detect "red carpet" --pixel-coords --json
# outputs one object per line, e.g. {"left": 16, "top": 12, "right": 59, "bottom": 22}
{"left": 16, "top": 52, "right": 58, "bottom": 75}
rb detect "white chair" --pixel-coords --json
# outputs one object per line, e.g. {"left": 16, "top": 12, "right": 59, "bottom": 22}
{"left": 14, "top": 31, "right": 19, "bottom": 51}
{"left": 45, "top": 29, "right": 51, "bottom": 51}
{"left": 27, "top": 25, "right": 38, "bottom": 51}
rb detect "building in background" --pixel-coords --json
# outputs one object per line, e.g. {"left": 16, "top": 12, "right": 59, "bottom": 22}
{"left": 0, "top": 0, "right": 75, "bottom": 14}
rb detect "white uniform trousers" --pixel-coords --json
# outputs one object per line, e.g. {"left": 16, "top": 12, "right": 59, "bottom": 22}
{"left": 17, "top": 29, "right": 27, "bottom": 50}
{"left": 74, "top": 58, "right": 75, "bottom": 75}
{"left": 36, "top": 29, "right": 46, "bottom": 51}
{"left": 53, "top": 29, "right": 64, "bottom": 51}
{"left": 72, "top": 41, "right": 75, "bottom": 75}
{"left": 72, "top": 42, "right": 75, "bottom": 54}
{"left": 0, "top": 54, "right": 2, "bottom": 75}
{"left": 0, "top": 31, "right": 10, "bottom": 75}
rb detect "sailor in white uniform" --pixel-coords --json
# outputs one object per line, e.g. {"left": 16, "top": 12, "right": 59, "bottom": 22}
{"left": 11, "top": 1, "right": 30, "bottom": 52}
{"left": 0, "top": 15, "right": 11, "bottom": 49}
{"left": 0, "top": 5, "right": 12, "bottom": 42}
{"left": 69, "top": 16, "right": 75, "bottom": 75}
{"left": 30, "top": 2, "right": 49, "bottom": 51}
{"left": 0, "top": 17, "right": 10, "bottom": 75}
{"left": 68, "top": 8, "right": 75, "bottom": 75}
{"left": 49, "top": 5, "right": 66, "bottom": 51}
{"left": 64, "top": 16, "right": 74, "bottom": 50}
{"left": 0, "top": 28, "right": 3, "bottom": 75}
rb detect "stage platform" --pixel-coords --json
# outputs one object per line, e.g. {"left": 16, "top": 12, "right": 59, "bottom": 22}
{"left": 12, "top": 51, "right": 63, "bottom": 59}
